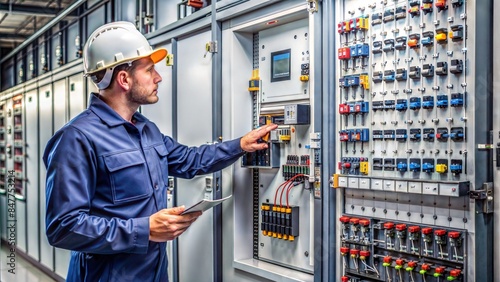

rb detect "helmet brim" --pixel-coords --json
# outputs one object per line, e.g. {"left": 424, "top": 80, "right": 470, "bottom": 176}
{"left": 86, "top": 48, "right": 168, "bottom": 75}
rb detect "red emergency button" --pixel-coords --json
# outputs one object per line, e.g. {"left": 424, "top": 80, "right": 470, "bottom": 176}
{"left": 434, "top": 229, "right": 447, "bottom": 236}
{"left": 384, "top": 222, "right": 395, "bottom": 229}
{"left": 448, "top": 231, "right": 461, "bottom": 239}
{"left": 409, "top": 226, "right": 421, "bottom": 233}
{"left": 450, "top": 269, "right": 461, "bottom": 277}
{"left": 396, "top": 224, "right": 407, "bottom": 231}
{"left": 422, "top": 227, "right": 433, "bottom": 235}
{"left": 339, "top": 216, "right": 350, "bottom": 223}
{"left": 359, "top": 219, "right": 370, "bottom": 226}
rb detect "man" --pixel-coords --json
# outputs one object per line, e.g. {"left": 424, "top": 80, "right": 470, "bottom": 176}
{"left": 43, "top": 21, "right": 276, "bottom": 282}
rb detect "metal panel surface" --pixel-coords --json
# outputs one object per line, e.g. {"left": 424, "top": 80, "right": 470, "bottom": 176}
{"left": 38, "top": 83, "right": 54, "bottom": 270}
{"left": 25, "top": 89, "right": 39, "bottom": 260}
{"left": 176, "top": 29, "right": 214, "bottom": 282}
{"left": 141, "top": 42, "right": 173, "bottom": 135}
{"left": 67, "top": 22, "right": 80, "bottom": 64}
{"left": 69, "top": 74, "right": 85, "bottom": 120}
{"left": 87, "top": 6, "right": 106, "bottom": 37}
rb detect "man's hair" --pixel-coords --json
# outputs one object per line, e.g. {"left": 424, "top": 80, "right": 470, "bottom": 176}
{"left": 92, "top": 61, "right": 137, "bottom": 90}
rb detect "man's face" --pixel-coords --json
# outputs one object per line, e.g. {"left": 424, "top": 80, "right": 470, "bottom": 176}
{"left": 127, "top": 57, "right": 162, "bottom": 105}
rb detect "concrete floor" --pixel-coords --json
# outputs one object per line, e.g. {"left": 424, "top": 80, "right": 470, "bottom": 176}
{"left": 0, "top": 245, "right": 56, "bottom": 282}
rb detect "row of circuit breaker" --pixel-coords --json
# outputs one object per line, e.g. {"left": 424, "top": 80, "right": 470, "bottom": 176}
{"left": 261, "top": 203, "right": 299, "bottom": 241}
{"left": 340, "top": 215, "right": 465, "bottom": 281}
{"left": 339, "top": 157, "right": 464, "bottom": 175}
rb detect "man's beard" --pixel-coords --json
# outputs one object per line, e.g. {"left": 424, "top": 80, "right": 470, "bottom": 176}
{"left": 127, "top": 82, "right": 158, "bottom": 105}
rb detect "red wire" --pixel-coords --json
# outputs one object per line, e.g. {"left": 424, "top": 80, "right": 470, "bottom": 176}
{"left": 286, "top": 174, "right": 306, "bottom": 208}
{"left": 280, "top": 181, "right": 294, "bottom": 207}
{"left": 273, "top": 181, "right": 289, "bottom": 207}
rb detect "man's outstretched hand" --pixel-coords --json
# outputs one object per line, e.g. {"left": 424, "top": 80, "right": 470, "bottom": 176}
{"left": 240, "top": 123, "right": 278, "bottom": 152}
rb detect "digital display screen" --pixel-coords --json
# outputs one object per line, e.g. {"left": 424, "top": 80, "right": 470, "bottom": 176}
{"left": 271, "top": 49, "right": 291, "bottom": 82}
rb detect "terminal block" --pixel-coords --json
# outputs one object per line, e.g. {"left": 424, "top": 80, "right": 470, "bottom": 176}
{"left": 410, "top": 159, "right": 421, "bottom": 172}
{"left": 372, "top": 101, "right": 384, "bottom": 112}
{"left": 421, "top": 0, "right": 433, "bottom": 15}
{"left": 422, "top": 227, "right": 434, "bottom": 256}
{"left": 448, "top": 269, "right": 462, "bottom": 281}
{"left": 356, "top": 16, "right": 369, "bottom": 31}
{"left": 395, "top": 129, "right": 407, "bottom": 142}
{"left": 372, "top": 71, "right": 383, "bottom": 83}
{"left": 437, "top": 95, "right": 448, "bottom": 108}
{"left": 384, "top": 100, "right": 396, "bottom": 110}
{"left": 450, "top": 59, "right": 463, "bottom": 74}
{"left": 409, "top": 129, "right": 421, "bottom": 141}
{"left": 436, "top": 28, "right": 448, "bottom": 44}
{"left": 408, "top": 226, "right": 421, "bottom": 252}
{"left": 396, "top": 68, "right": 408, "bottom": 81}
{"left": 337, "top": 21, "right": 346, "bottom": 34}
{"left": 451, "top": 93, "right": 464, "bottom": 107}
{"left": 373, "top": 158, "right": 383, "bottom": 170}
{"left": 450, "top": 127, "right": 465, "bottom": 141}
{"left": 436, "top": 127, "right": 449, "bottom": 141}
{"left": 397, "top": 158, "right": 408, "bottom": 172}
{"left": 409, "top": 97, "right": 422, "bottom": 110}
{"left": 372, "top": 41, "right": 383, "bottom": 54}
{"left": 359, "top": 219, "right": 371, "bottom": 242}
{"left": 372, "top": 130, "right": 383, "bottom": 140}
{"left": 384, "top": 130, "right": 395, "bottom": 140}
{"left": 450, "top": 25, "right": 464, "bottom": 41}
{"left": 395, "top": 36, "right": 407, "bottom": 50}
{"left": 371, "top": 12, "right": 383, "bottom": 25}
{"left": 421, "top": 31, "right": 434, "bottom": 46}
{"left": 434, "top": 229, "right": 448, "bottom": 259}
{"left": 448, "top": 231, "right": 463, "bottom": 261}
{"left": 384, "top": 222, "right": 395, "bottom": 249}
{"left": 423, "top": 128, "right": 435, "bottom": 141}
{"left": 408, "top": 1, "right": 420, "bottom": 17}
{"left": 422, "top": 64, "right": 435, "bottom": 77}
{"left": 408, "top": 34, "right": 420, "bottom": 49}
{"left": 350, "top": 218, "right": 360, "bottom": 240}
{"left": 396, "top": 99, "right": 408, "bottom": 111}
{"left": 383, "top": 70, "right": 396, "bottom": 82}
{"left": 395, "top": 6, "right": 407, "bottom": 20}
{"left": 436, "top": 0, "right": 448, "bottom": 12}
{"left": 383, "top": 8, "right": 395, "bottom": 22}
{"left": 436, "top": 61, "right": 448, "bottom": 76}
{"left": 422, "top": 96, "right": 434, "bottom": 109}
{"left": 450, "top": 160, "right": 463, "bottom": 174}
{"left": 383, "top": 39, "right": 395, "bottom": 53}
{"left": 261, "top": 204, "right": 299, "bottom": 240}
{"left": 409, "top": 66, "right": 421, "bottom": 79}
{"left": 422, "top": 159, "right": 435, "bottom": 173}
{"left": 340, "top": 216, "right": 351, "bottom": 239}
{"left": 384, "top": 158, "right": 396, "bottom": 171}
{"left": 436, "top": 159, "right": 448, "bottom": 174}
{"left": 451, "top": 0, "right": 463, "bottom": 8}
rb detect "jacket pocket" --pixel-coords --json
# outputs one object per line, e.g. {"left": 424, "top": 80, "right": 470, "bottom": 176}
{"left": 153, "top": 144, "right": 169, "bottom": 186}
{"left": 104, "top": 150, "right": 151, "bottom": 203}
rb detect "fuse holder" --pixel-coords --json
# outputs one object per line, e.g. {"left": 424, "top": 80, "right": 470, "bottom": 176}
{"left": 382, "top": 256, "right": 392, "bottom": 267}
{"left": 350, "top": 218, "right": 360, "bottom": 225}
{"left": 350, "top": 249, "right": 360, "bottom": 258}
{"left": 435, "top": 229, "right": 447, "bottom": 236}
{"left": 359, "top": 219, "right": 370, "bottom": 226}
{"left": 420, "top": 263, "right": 431, "bottom": 274}
{"left": 409, "top": 226, "right": 421, "bottom": 233}
{"left": 448, "top": 231, "right": 460, "bottom": 239}
{"left": 436, "top": 33, "right": 447, "bottom": 42}
{"left": 422, "top": 227, "right": 433, "bottom": 235}
{"left": 360, "top": 250, "right": 370, "bottom": 260}
{"left": 435, "top": 266, "right": 446, "bottom": 276}
{"left": 340, "top": 247, "right": 350, "bottom": 255}
{"left": 408, "top": 38, "right": 419, "bottom": 48}
{"left": 396, "top": 224, "right": 407, "bottom": 231}
{"left": 450, "top": 269, "right": 461, "bottom": 277}
{"left": 384, "top": 222, "right": 395, "bottom": 229}
{"left": 395, "top": 259, "right": 405, "bottom": 270}
{"left": 406, "top": 261, "right": 417, "bottom": 271}
{"left": 341, "top": 276, "right": 349, "bottom": 282}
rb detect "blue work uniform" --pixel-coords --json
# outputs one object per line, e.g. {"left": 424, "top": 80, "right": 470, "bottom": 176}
{"left": 43, "top": 93, "right": 244, "bottom": 282}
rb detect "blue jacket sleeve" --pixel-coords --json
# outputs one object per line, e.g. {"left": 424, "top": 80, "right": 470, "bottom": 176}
{"left": 164, "top": 136, "right": 245, "bottom": 179}
{"left": 43, "top": 126, "right": 149, "bottom": 254}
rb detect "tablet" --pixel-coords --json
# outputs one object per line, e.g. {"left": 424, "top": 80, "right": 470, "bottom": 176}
{"left": 180, "top": 195, "right": 232, "bottom": 215}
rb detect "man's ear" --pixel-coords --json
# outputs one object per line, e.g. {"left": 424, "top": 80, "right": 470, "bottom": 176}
{"left": 115, "top": 70, "right": 131, "bottom": 91}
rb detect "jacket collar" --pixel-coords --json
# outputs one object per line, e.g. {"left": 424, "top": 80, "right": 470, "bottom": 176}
{"left": 88, "top": 93, "right": 147, "bottom": 127}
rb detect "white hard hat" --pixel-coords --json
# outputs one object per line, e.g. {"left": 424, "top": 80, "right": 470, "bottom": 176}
{"left": 83, "top": 21, "right": 167, "bottom": 89}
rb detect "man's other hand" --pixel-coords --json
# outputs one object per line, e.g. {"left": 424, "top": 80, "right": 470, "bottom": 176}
{"left": 149, "top": 206, "right": 202, "bottom": 242}
{"left": 240, "top": 123, "right": 278, "bottom": 152}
